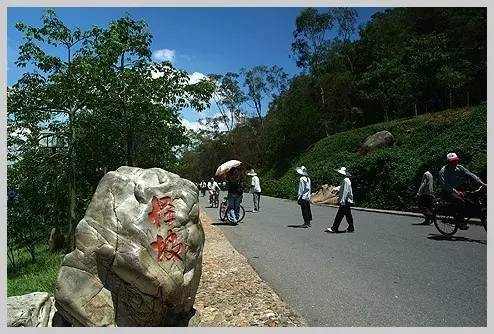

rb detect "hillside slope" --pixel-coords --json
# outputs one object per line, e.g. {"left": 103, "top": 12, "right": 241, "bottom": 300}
{"left": 261, "top": 104, "right": 487, "bottom": 211}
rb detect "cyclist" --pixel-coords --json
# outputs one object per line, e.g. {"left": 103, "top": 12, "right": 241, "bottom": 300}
{"left": 207, "top": 178, "right": 221, "bottom": 206}
{"left": 226, "top": 167, "right": 243, "bottom": 225}
{"left": 438, "top": 153, "right": 487, "bottom": 230}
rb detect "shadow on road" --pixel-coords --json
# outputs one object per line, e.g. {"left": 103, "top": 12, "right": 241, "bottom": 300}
{"left": 427, "top": 233, "right": 486, "bottom": 245}
{"left": 411, "top": 222, "right": 433, "bottom": 226}
{"left": 287, "top": 224, "right": 309, "bottom": 228}
{"left": 211, "top": 222, "right": 235, "bottom": 226}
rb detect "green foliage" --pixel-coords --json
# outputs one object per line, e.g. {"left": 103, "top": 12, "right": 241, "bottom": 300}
{"left": 7, "top": 243, "right": 65, "bottom": 297}
{"left": 260, "top": 105, "right": 486, "bottom": 211}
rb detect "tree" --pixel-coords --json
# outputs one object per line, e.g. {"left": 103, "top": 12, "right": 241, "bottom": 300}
{"left": 240, "top": 65, "right": 288, "bottom": 125}
{"left": 8, "top": 10, "right": 214, "bottom": 253}
{"left": 202, "top": 72, "right": 247, "bottom": 135}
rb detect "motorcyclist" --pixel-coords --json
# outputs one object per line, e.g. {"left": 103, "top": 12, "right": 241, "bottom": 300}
{"left": 438, "top": 153, "right": 487, "bottom": 230}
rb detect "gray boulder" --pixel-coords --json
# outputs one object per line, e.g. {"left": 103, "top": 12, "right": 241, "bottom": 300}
{"left": 7, "top": 292, "right": 53, "bottom": 327}
{"left": 54, "top": 166, "right": 204, "bottom": 326}
{"left": 361, "top": 130, "right": 395, "bottom": 153}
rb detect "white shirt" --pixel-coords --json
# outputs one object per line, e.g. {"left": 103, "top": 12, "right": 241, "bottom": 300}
{"left": 207, "top": 181, "right": 220, "bottom": 192}
{"left": 417, "top": 171, "right": 433, "bottom": 196}
{"left": 338, "top": 177, "right": 354, "bottom": 205}
{"left": 298, "top": 176, "right": 311, "bottom": 201}
{"left": 251, "top": 176, "right": 261, "bottom": 193}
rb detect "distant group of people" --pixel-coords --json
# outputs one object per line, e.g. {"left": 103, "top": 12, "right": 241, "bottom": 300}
{"left": 197, "top": 167, "right": 262, "bottom": 225}
{"left": 198, "top": 152, "right": 485, "bottom": 231}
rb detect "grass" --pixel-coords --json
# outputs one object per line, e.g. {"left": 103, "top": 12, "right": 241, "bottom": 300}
{"left": 7, "top": 243, "right": 66, "bottom": 297}
{"left": 260, "top": 104, "right": 487, "bottom": 211}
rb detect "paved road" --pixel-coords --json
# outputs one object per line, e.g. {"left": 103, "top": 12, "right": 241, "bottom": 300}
{"left": 199, "top": 192, "right": 487, "bottom": 327}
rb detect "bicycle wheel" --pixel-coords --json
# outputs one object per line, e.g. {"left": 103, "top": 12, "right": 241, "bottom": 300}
{"left": 219, "top": 201, "right": 228, "bottom": 221}
{"left": 434, "top": 215, "right": 458, "bottom": 236}
{"left": 237, "top": 205, "right": 246, "bottom": 223}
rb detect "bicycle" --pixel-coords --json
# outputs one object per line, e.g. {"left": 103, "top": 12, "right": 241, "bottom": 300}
{"left": 209, "top": 191, "right": 220, "bottom": 208}
{"left": 219, "top": 197, "right": 245, "bottom": 223}
{"left": 432, "top": 186, "right": 487, "bottom": 236}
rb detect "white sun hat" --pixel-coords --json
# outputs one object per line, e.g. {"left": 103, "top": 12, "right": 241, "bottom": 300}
{"left": 335, "top": 166, "right": 352, "bottom": 177}
{"left": 295, "top": 166, "right": 308, "bottom": 176}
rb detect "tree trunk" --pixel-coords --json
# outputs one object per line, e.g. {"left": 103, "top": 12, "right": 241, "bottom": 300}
{"left": 414, "top": 103, "right": 418, "bottom": 117}
{"left": 7, "top": 246, "right": 16, "bottom": 269}
{"left": 67, "top": 109, "right": 77, "bottom": 252}
{"left": 320, "top": 85, "right": 325, "bottom": 106}
{"left": 127, "top": 123, "right": 135, "bottom": 166}
{"left": 449, "top": 88, "right": 453, "bottom": 109}
{"left": 467, "top": 91, "right": 470, "bottom": 107}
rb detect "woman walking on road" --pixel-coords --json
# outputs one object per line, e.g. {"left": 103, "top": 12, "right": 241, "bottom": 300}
{"left": 326, "top": 167, "right": 354, "bottom": 233}
{"left": 296, "top": 166, "right": 312, "bottom": 228}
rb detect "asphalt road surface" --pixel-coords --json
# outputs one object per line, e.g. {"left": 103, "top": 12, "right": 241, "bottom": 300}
{"left": 199, "top": 192, "right": 487, "bottom": 327}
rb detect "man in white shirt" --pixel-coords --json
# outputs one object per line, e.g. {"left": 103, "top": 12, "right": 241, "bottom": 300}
{"left": 207, "top": 178, "right": 220, "bottom": 206}
{"left": 296, "top": 166, "right": 312, "bottom": 228}
{"left": 247, "top": 169, "right": 262, "bottom": 213}
{"left": 417, "top": 170, "right": 434, "bottom": 225}
{"left": 326, "top": 167, "right": 354, "bottom": 233}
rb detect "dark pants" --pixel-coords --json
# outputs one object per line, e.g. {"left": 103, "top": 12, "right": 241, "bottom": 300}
{"left": 332, "top": 204, "right": 354, "bottom": 231}
{"left": 299, "top": 199, "right": 312, "bottom": 223}
{"left": 253, "top": 192, "right": 261, "bottom": 211}
{"left": 442, "top": 191, "right": 474, "bottom": 223}
{"left": 418, "top": 194, "right": 434, "bottom": 223}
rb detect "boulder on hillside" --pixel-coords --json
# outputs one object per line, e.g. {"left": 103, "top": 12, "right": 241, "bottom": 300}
{"left": 54, "top": 166, "right": 204, "bottom": 327}
{"left": 311, "top": 184, "right": 339, "bottom": 205}
{"left": 361, "top": 130, "right": 395, "bottom": 153}
{"left": 7, "top": 292, "right": 54, "bottom": 327}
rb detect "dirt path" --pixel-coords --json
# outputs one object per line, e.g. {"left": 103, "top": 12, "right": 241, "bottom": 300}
{"left": 192, "top": 209, "right": 305, "bottom": 327}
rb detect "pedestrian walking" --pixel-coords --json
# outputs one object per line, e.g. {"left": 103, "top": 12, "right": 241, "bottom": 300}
{"left": 296, "top": 166, "right": 312, "bottom": 228}
{"left": 199, "top": 180, "right": 207, "bottom": 197}
{"left": 417, "top": 170, "right": 434, "bottom": 225}
{"left": 326, "top": 167, "right": 354, "bottom": 233}
{"left": 247, "top": 169, "right": 261, "bottom": 213}
{"left": 225, "top": 167, "right": 243, "bottom": 225}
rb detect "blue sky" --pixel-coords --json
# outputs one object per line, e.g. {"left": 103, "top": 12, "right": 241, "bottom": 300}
{"left": 7, "top": 7, "right": 386, "bottom": 130}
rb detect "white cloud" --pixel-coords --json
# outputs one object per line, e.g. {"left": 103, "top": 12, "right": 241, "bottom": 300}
{"left": 181, "top": 119, "right": 203, "bottom": 132}
{"left": 188, "top": 72, "right": 207, "bottom": 84}
{"left": 152, "top": 49, "right": 176, "bottom": 63}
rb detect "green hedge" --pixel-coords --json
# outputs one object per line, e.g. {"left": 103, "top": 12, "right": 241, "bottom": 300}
{"left": 260, "top": 104, "right": 487, "bottom": 211}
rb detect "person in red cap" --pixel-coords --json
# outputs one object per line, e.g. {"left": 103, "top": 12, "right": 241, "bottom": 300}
{"left": 438, "top": 152, "right": 487, "bottom": 230}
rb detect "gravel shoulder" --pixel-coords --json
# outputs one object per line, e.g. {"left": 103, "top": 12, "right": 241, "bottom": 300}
{"left": 192, "top": 209, "right": 306, "bottom": 327}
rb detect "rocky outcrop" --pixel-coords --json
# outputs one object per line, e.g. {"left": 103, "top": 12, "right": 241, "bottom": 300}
{"left": 7, "top": 292, "right": 53, "bottom": 327}
{"left": 311, "top": 184, "right": 339, "bottom": 205}
{"left": 54, "top": 166, "right": 204, "bottom": 327}
{"left": 361, "top": 130, "right": 395, "bottom": 153}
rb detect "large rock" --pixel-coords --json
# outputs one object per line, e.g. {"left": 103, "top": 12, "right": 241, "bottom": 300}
{"left": 54, "top": 167, "right": 204, "bottom": 327}
{"left": 7, "top": 292, "right": 53, "bottom": 327}
{"left": 311, "top": 184, "right": 339, "bottom": 205}
{"left": 361, "top": 130, "right": 395, "bottom": 153}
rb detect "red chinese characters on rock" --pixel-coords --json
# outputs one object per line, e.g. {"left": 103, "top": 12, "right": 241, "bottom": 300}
{"left": 150, "top": 231, "right": 185, "bottom": 262}
{"left": 148, "top": 196, "right": 185, "bottom": 262}
{"left": 148, "top": 196, "right": 176, "bottom": 228}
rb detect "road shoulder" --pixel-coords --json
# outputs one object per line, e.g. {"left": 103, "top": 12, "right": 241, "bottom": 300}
{"left": 192, "top": 209, "right": 306, "bottom": 327}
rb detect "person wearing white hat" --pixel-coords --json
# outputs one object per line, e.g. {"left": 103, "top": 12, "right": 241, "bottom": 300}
{"left": 296, "top": 166, "right": 312, "bottom": 227}
{"left": 247, "top": 169, "right": 261, "bottom": 212}
{"left": 326, "top": 167, "right": 354, "bottom": 233}
{"left": 438, "top": 152, "right": 487, "bottom": 230}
